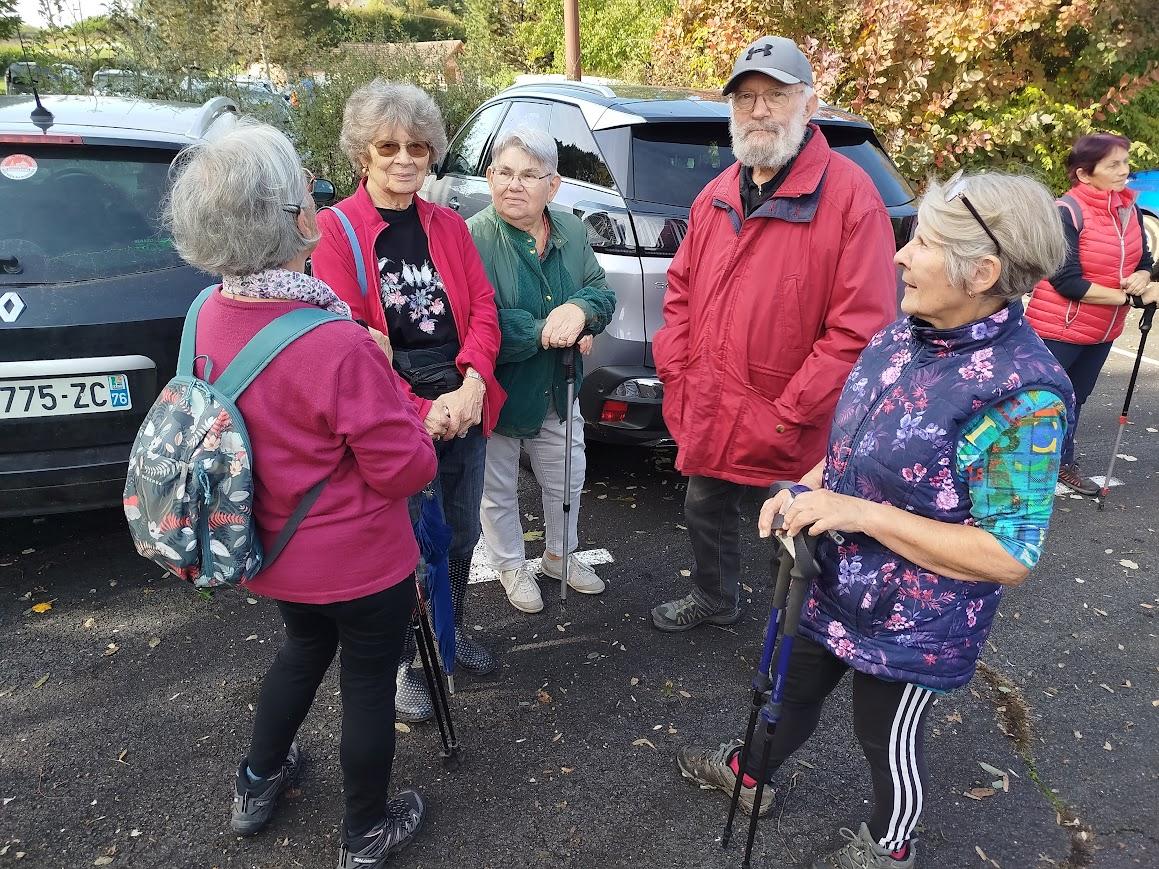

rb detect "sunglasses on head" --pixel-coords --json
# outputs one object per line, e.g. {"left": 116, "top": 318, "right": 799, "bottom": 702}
{"left": 944, "top": 173, "right": 1003, "bottom": 257}
{"left": 373, "top": 140, "right": 431, "bottom": 158}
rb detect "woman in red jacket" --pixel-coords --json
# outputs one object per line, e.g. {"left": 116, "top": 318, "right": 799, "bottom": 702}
{"left": 166, "top": 120, "right": 437, "bottom": 868}
{"left": 1026, "top": 133, "right": 1158, "bottom": 494}
{"left": 312, "top": 79, "right": 504, "bottom": 721}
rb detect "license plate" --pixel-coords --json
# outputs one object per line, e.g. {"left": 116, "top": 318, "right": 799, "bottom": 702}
{"left": 0, "top": 374, "right": 132, "bottom": 419}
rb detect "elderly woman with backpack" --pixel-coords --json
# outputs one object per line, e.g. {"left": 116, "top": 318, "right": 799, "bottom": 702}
{"left": 163, "top": 119, "right": 436, "bottom": 869}
{"left": 1026, "top": 133, "right": 1158, "bottom": 494}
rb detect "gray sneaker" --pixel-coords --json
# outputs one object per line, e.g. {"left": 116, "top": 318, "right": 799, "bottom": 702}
{"left": 810, "top": 823, "right": 916, "bottom": 869}
{"left": 230, "top": 742, "right": 300, "bottom": 836}
{"left": 676, "top": 739, "right": 774, "bottom": 817}
{"left": 651, "top": 594, "right": 741, "bottom": 632}
{"left": 337, "top": 790, "right": 425, "bottom": 868}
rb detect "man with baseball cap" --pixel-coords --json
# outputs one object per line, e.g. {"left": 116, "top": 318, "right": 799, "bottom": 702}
{"left": 650, "top": 38, "right": 895, "bottom": 634}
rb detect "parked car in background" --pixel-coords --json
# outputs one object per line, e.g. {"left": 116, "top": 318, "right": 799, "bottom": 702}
{"left": 0, "top": 94, "right": 240, "bottom": 517}
{"left": 5, "top": 62, "right": 59, "bottom": 96}
{"left": 1128, "top": 169, "right": 1159, "bottom": 257}
{"left": 423, "top": 79, "right": 916, "bottom": 445}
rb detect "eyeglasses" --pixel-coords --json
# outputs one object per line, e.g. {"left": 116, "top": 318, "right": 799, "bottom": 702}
{"left": 490, "top": 167, "right": 554, "bottom": 187}
{"left": 944, "top": 173, "right": 1003, "bottom": 257}
{"left": 730, "top": 88, "right": 804, "bottom": 112}
{"left": 282, "top": 168, "right": 316, "bottom": 215}
{"left": 373, "top": 140, "right": 431, "bottom": 159}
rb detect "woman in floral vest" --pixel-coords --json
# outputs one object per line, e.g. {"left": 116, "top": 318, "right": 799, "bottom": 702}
{"left": 677, "top": 172, "right": 1075, "bottom": 869}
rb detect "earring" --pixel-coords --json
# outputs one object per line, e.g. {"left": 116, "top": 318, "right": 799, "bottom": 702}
{"left": 966, "top": 290, "right": 977, "bottom": 299}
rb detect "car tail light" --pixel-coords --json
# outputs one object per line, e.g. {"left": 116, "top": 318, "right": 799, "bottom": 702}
{"left": 600, "top": 400, "right": 629, "bottom": 423}
{"left": 575, "top": 205, "right": 637, "bottom": 256}
{"left": 0, "top": 134, "right": 83, "bottom": 144}
{"left": 630, "top": 214, "right": 688, "bottom": 257}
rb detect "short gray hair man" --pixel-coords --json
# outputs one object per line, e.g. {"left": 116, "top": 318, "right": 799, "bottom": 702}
{"left": 339, "top": 78, "right": 449, "bottom": 171}
{"left": 490, "top": 126, "right": 559, "bottom": 176}
{"left": 165, "top": 118, "right": 317, "bottom": 276}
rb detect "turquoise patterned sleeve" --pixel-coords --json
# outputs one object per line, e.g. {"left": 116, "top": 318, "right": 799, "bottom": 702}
{"left": 955, "top": 390, "right": 1067, "bottom": 569}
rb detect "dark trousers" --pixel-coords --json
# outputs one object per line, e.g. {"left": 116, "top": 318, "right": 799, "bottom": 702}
{"left": 1041, "top": 339, "right": 1113, "bottom": 465}
{"left": 744, "top": 637, "right": 935, "bottom": 851}
{"left": 684, "top": 475, "right": 765, "bottom": 612}
{"left": 246, "top": 579, "right": 416, "bottom": 839}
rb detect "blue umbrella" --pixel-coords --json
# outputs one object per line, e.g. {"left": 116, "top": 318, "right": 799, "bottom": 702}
{"left": 412, "top": 486, "right": 456, "bottom": 679}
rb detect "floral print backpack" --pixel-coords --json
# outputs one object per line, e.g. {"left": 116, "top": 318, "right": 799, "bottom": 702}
{"left": 123, "top": 286, "right": 340, "bottom": 588}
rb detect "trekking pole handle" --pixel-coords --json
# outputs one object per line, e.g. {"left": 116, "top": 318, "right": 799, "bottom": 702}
{"left": 1141, "top": 302, "right": 1156, "bottom": 332}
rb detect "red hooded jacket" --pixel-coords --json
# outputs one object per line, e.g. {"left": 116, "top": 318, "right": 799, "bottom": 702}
{"left": 312, "top": 181, "right": 506, "bottom": 434}
{"left": 653, "top": 127, "right": 897, "bottom": 486}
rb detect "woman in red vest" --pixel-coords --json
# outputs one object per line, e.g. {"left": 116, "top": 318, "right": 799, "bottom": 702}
{"left": 1026, "top": 133, "right": 1157, "bottom": 494}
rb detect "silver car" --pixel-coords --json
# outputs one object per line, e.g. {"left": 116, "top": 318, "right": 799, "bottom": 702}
{"left": 424, "top": 79, "right": 916, "bottom": 445}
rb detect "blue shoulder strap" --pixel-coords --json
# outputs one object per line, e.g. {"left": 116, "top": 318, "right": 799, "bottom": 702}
{"left": 212, "top": 307, "right": 343, "bottom": 402}
{"left": 1058, "top": 194, "right": 1083, "bottom": 235}
{"left": 177, "top": 285, "right": 221, "bottom": 377}
{"left": 322, "top": 206, "right": 368, "bottom": 297}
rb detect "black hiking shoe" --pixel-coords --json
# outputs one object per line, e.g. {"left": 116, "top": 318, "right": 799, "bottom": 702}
{"left": 337, "top": 790, "right": 425, "bottom": 868}
{"left": 651, "top": 593, "right": 741, "bottom": 632}
{"left": 454, "top": 627, "right": 498, "bottom": 676}
{"left": 230, "top": 742, "right": 300, "bottom": 836}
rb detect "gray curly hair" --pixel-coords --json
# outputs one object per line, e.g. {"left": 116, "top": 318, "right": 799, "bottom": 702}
{"left": 339, "top": 79, "right": 449, "bottom": 171}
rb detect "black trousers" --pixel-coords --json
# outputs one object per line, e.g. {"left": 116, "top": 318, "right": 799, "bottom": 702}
{"left": 683, "top": 475, "right": 765, "bottom": 612}
{"left": 1041, "top": 338, "right": 1113, "bottom": 466}
{"left": 246, "top": 578, "right": 416, "bottom": 838}
{"left": 743, "top": 637, "right": 935, "bottom": 851}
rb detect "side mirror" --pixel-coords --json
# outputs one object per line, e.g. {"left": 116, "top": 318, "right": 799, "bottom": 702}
{"left": 311, "top": 178, "right": 336, "bottom": 207}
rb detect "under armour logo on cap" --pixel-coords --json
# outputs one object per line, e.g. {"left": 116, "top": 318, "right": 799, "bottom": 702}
{"left": 724, "top": 35, "right": 815, "bottom": 94}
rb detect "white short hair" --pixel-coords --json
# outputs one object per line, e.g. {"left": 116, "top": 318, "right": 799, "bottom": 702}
{"left": 919, "top": 172, "right": 1067, "bottom": 301}
{"left": 340, "top": 79, "right": 449, "bottom": 169}
{"left": 490, "top": 126, "right": 558, "bottom": 175}
{"left": 165, "top": 118, "right": 317, "bottom": 277}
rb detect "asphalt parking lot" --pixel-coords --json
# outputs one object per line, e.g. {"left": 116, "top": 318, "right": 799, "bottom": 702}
{"left": 2, "top": 315, "right": 1157, "bottom": 869}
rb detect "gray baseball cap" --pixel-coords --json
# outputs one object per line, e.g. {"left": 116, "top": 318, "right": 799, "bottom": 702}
{"left": 722, "top": 36, "right": 814, "bottom": 94}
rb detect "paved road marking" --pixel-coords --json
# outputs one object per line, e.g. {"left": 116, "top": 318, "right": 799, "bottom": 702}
{"left": 1109, "top": 346, "right": 1159, "bottom": 367}
{"left": 468, "top": 540, "right": 614, "bottom": 585}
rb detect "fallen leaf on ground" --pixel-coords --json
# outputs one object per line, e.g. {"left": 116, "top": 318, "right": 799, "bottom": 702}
{"left": 103, "top": 644, "right": 118, "bottom": 656}
{"left": 523, "top": 531, "right": 544, "bottom": 541}
{"left": 395, "top": 722, "right": 411, "bottom": 733}
{"left": 965, "top": 787, "right": 997, "bottom": 800}
{"left": 536, "top": 689, "right": 553, "bottom": 704}
{"left": 31, "top": 602, "right": 52, "bottom": 614}
{"left": 678, "top": 690, "right": 692, "bottom": 698}
{"left": 83, "top": 618, "right": 95, "bottom": 629}
{"left": 630, "top": 677, "right": 640, "bottom": 686}
{"left": 679, "top": 569, "right": 691, "bottom": 577}
{"left": 1104, "top": 741, "right": 1113, "bottom": 751}
{"left": 1120, "top": 559, "right": 1139, "bottom": 569}
{"left": 33, "top": 675, "right": 49, "bottom": 689}
{"left": 561, "top": 767, "right": 574, "bottom": 774}
{"left": 117, "top": 750, "right": 128, "bottom": 763}
{"left": 244, "top": 634, "right": 258, "bottom": 642}
{"left": 246, "top": 598, "right": 258, "bottom": 605}
{"left": 631, "top": 738, "right": 656, "bottom": 749}
{"left": 94, "top": 859, "right": 113, "bottom": 866}
{"left": 148, "top": 638, "right": 161, "bottom": 649}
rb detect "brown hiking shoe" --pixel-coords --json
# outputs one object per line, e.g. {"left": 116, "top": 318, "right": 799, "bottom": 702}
{"left": 676, "top": 739, "right": 774, "bottom": 817}
{"left": 1058, "top": 464, "right": 1099, "bottom": 496}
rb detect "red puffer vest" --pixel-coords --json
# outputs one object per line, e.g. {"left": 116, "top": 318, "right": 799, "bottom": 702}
{"left": 1026, "top": 183, "right": 1144, "bottom": 345}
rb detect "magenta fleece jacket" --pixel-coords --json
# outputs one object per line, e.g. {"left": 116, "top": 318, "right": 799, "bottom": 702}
{"left": 193, "top": 291, "right": 437, "bottom": 604}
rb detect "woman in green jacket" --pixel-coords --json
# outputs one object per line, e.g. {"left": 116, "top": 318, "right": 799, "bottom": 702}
{"left": 468, "top": 126, "right": 617, "bottom": 614}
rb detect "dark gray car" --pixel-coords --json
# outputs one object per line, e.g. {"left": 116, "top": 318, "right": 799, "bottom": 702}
{"left": 423, "top": 79, "right": 916, "bottom": 445}
{"left": 0, "top": 94, "right": 239, "bottom": 517}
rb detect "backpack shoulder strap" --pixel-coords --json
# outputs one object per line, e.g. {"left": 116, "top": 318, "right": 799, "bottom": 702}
{"left": 212, "top": 307, "right": 344, "bottom": 402}
{"left": 322, "top": 205, "right": 368, "bottom": 297}
{"left": 1057, "top": 194, "right": 1083, "bottom": 234}
{"left": 176, "top": 285, "right": 221, "bottom": 377}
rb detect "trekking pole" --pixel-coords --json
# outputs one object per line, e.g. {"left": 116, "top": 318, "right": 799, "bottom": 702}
{"left": 739, "top": 529, "right": 819, "bottom": 869}
{"left": 412, "top": 583, "right": 462, "bottom": 771}
{"left": 558, "top": 330, "right": 592, "bottom": 604}
{"left": 1097, "top": 301, "right": 1156, "bottom": 511}
{"left": 722, "top": 482, "right": 798, "bottom": 848}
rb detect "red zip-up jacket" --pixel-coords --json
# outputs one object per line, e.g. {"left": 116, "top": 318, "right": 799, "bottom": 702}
{"left": 653, "top": 127, "right": 897, "bottom": 486}
{"left": 312, "top": 182, "right": 506, "bottom": 434}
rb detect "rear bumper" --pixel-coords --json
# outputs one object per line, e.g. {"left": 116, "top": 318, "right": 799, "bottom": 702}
{"left": 0, "top": 443, "right": 128, "bottom": 518}
{"left": 579, "top": 365, "right": 672, "bottom": 446}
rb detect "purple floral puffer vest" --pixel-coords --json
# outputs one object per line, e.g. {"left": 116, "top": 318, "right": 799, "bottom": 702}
{"left": 800, "top": 301, "right": 1074, "bottom": 690}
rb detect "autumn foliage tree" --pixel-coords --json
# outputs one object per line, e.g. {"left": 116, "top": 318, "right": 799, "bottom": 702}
{"left": 651, "top": 0, "right": 1158, "bottom": 188}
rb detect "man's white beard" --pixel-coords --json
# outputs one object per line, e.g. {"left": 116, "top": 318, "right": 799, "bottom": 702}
{"left": 729, "top": 109, "right": 809, "bottom": 172}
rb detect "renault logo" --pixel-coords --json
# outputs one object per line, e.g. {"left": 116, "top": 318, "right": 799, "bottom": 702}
{"left": 0, "top": 292, "right": 24, "bottom": 323}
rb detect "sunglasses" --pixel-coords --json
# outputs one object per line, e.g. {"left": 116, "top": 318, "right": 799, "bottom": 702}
{"left": 373, "top": 140, "right": 431, "bottom": 159}
{"left": 944, "top": 173, "right": 1003, "bottom": 257}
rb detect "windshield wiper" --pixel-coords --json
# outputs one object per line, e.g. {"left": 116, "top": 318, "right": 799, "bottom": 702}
{"left": 0, "top": 255, "right": 23, "bottom": 275}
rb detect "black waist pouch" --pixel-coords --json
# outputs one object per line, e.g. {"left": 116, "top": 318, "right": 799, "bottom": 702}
{"left": 393, "top": 342, "right": 463, "bottom": 400}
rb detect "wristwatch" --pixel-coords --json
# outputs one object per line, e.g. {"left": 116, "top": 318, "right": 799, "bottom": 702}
{"left": 465, "top": 369, "right": 486, "bottom": 389}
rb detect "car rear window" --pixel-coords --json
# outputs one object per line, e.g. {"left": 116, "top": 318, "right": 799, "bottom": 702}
{"left": 629, "top": 122, "right": 915, "bottom": 209}
{"left": 0, "top": 144, "right": 181, "bottom": 284}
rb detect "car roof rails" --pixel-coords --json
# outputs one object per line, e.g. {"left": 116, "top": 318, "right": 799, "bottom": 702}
{"left": 509, "top": 75, "right": 617, "bottom": 99}
{"left": 188, "top": 96, "right": 239, "bottom": 139}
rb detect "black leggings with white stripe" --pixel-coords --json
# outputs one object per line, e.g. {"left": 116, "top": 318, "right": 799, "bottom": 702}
{"left": 743, "top": 636, "right": 935, "bottom": 850}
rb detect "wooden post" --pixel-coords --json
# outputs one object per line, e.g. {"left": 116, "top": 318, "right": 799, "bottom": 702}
{"left": 564, "top": 0, "right": 581, "bottom": 81}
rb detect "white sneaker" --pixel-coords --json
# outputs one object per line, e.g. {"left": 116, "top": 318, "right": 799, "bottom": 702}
{"left": 540, "top": 554, "right": 605, "bottom": 595}
{"left": 499, "top": 566, "right": 543, "bottom": 614}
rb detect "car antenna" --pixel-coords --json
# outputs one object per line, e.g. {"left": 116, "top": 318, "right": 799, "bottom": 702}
{"left": 16, "top": 28, "right": 54, "bottom": 133}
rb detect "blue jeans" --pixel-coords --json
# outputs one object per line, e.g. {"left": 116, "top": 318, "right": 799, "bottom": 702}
{"left": 1041, "top": 339, "right": 1113, "bottom": 466}
{"left": 409, "top": 424, "right": 486, "bottom": 562}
